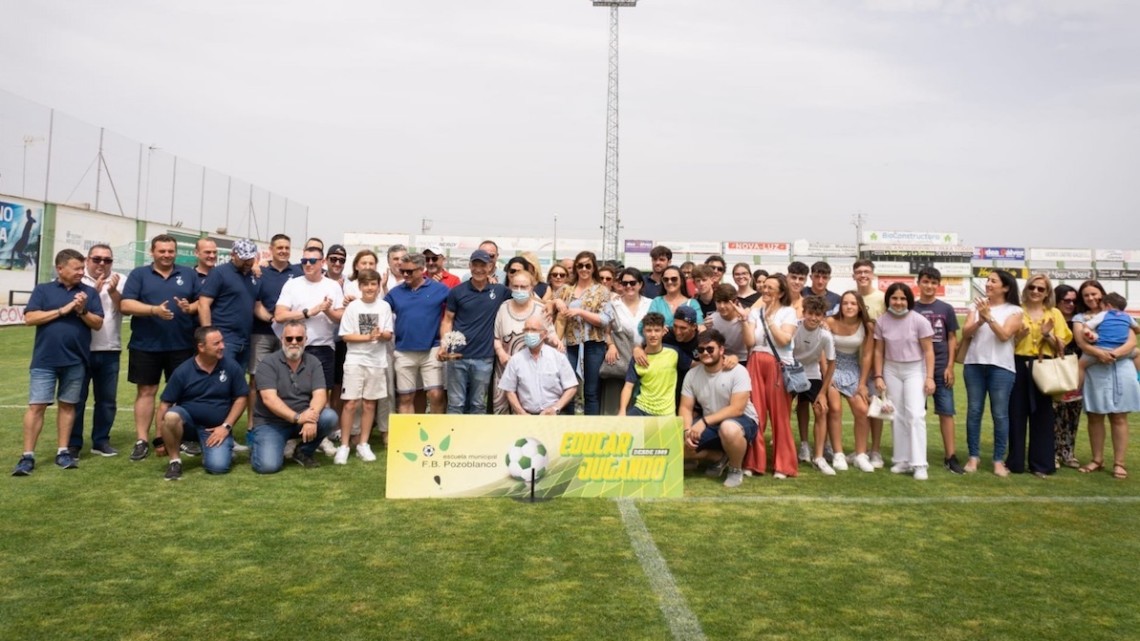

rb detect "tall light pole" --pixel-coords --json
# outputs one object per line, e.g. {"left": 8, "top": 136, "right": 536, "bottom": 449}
{"left": 593, "top": 0, "right": 637, "bottom": 262}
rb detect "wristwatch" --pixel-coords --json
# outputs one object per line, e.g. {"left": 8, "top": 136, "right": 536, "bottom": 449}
{"left": 222, "top": 423, "right": 233, "bottom": 432}
{"left": 302, "top": 308, "right": 310, "bottom": 319}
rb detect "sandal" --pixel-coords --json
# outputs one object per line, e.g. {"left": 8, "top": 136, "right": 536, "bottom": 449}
{"left": 1113, "top": 463, "right": 1128, "bottom": 480}
{"left": 1079, "top": 460, "right": 1104, "bottom": 474}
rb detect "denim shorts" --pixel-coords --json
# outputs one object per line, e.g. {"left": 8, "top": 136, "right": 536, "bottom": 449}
{"left": 29, "top": 365, "right": 85, "bottom": 405}
{"left": 929, "top": 379, "right": 955, "bottom": 416}
{"left": 697, "top": 414, "right": 760, "bottom": 452}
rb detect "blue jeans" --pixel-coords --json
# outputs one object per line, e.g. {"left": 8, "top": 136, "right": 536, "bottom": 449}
{"left": 248, "top": 408, "right": 337, "bottom": 474}
{"left": 446, "top": 358, "right": 494, "bottom": 414}
{"left": 71, "top": 351, "right": 121, "bottom": 449}
{"left": 562, "top": 341, "right": 606, "bottom": 416}
{"left": 166, "top": 406, "right": 234, "bottom": 474}
{"left": 964, "top": 364, "right": 1015, "bottom": 460}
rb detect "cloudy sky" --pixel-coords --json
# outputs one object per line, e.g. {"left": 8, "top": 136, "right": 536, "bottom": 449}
{"left": 2, "top": 0, "right": 1138, "bottom": 249}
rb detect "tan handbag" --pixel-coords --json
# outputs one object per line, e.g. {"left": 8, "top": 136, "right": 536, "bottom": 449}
{"left": 1031, "top": 353, "right": 1079, "bottom": 396}
{"left": 954, "top": 335, "right": 971, "bottom": 365}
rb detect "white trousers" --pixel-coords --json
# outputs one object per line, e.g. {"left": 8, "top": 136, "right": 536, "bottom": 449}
{"left": 885, "top": 359, "right": 927, "bottom": 467}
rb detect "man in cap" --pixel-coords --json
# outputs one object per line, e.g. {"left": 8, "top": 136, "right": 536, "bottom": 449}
{"left": 199, "top": 238, "right": 267, "bottom": 372}
{"left": 423, "top": 245, "right": 460, "bottom": 288}
{"left": 439, "top": 249, "right": 507, "bottom": 414}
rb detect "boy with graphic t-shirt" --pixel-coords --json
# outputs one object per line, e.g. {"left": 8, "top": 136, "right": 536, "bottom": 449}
{"left": 335, "top": 269, "right": 393, "bottom": 465}
{"left": 913, "top": 267, "right": 964, "bottom": 474}
{"left": 792, "top": 296, "right": 839, "bottom": 474}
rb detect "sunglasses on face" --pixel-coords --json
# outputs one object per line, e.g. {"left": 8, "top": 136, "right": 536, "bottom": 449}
{"left": 424, "top": 255, "right": 440, "bottom": 262}
{"left": 400, "top": 268, "right": 420, "bottom": 276}
{"left": 89, "top": 256, "right": 113, "bottom": 265}
{"left": 709, "top": 265, "right": 725, "bottom": 273}
{"left": 576, "top": 263, "right": 593, "bottom": 270}
{"left": 327, "top": 256, "right": 345, "bottom": 264}
{"left": 1027, "top": 285, "right": 1047, "bottom": 293}
{"left": 300, "top": 258, "right": 321, "bottom": 265}
{"left": 600, "top": 276, "right": 613, "bottom": 282}
{"left": 551, "top": 272, "right": 567, "bottom": 279}
{"left": 696, "top": 346, "right": 717, "bottom": 355}
{"left": 1061, "top": 298, "right": 1077, "bottom": 304}
{"left": 283, "top": 335, "right": 305, "bottom": 344}
{"left": 619, "top": 280, "right": 639, "bottom": 287}
{"left": 663, "top": 277, "right": 680, "bottom": 284}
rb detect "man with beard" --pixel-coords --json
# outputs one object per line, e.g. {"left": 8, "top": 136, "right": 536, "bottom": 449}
{"left": 249, "top": 321, "right": 337, "bottom": 473}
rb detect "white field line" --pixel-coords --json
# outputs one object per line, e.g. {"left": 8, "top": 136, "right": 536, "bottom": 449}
{"left": 617, "top": 499, "right": 708, "bottom": 641}
{"left": 635, "top": 495, "right": 1140, "bottom": 505}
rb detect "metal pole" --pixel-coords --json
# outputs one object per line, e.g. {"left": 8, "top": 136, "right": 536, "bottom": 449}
{"left": 170, "top": 156, "right": 178, "bottom": 224}
{"left": 95, "top": 127, "right": 104, "bottom": 212}
{"left": 134, "top": 143, "right": 143, "bottom": 219}
{"left": 553, "top": 213, "right": 558, "bottom": 262}
{"left": 43, "top": 109, "right": 55, "bottom": 203}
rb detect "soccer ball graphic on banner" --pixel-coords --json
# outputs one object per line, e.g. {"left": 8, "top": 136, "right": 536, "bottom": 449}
{"left": 504, "top": 437, "right": 548, "bottom": 482}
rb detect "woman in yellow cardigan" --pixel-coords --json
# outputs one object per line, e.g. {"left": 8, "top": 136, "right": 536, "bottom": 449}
{"left": 1008, "top": 274, "right": 1072, "bottom": 477}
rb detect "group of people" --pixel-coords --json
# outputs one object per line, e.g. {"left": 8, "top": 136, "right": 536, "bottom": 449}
{"left": 13, "top": 237, "right": 1138, "bottom": 487}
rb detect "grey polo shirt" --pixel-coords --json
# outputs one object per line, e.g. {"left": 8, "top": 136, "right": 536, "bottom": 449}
{"left": 253, "top": 350, "right": 326, "bottom": 425}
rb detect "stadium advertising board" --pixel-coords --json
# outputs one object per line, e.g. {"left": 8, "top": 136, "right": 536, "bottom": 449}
{"left": 1029, "top": 248, "right": 1093, "bottom": 262}
{"left": 973, "top": 266, "right": 1030, "bottom": 279}
{"left": 1042, "top": 269, "right": 1094, "bottom": 280}
{"left": 1096, "top": 269, "right": 1140, "bottom": 280}
{"left": 974, "top": 247, "right": 1026, "bottom": 260}
{"left": 723, "top": 241, "right": 789, "bottom": 257}
{"left": 624, "top": 239, "right": 653, "bottom": 253}
{"left": 386, "top": 415, "right": 683, "bottom": 499}
{"left": 862, "top": 230, "right": 959, "bottom": 245}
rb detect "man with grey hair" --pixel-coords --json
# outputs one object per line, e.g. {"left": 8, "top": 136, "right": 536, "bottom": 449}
{"left": 384, "top": 253, "right": 450, "bottom": 414}
{"left": 382, "top": 244, "right": 408, "bottom": 294}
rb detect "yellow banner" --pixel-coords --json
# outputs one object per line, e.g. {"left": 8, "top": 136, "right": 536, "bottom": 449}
{"left": 385, "top": 415, "right": 684, "bottom": 499}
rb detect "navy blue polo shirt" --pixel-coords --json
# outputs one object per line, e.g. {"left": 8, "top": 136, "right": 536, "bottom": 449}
{"left": 642, "top": 275, "right": 663, "bottom": 300}
{"left": 254, "top": 262, "right": 303, "bottom": 335}
{"left": 161, "top": 355, "right": 249, "bottom": 427}
{"left": 384, "top": 278, "right": 450, "bottom": 352}
{"left": 200, "top": 261, "right": 260, "bottom": 348}
{"left": 26, "top": 279, "right": 105, "bottom": 369}
{"left": 123, "top": 263, "right": 199, "bottom": 351}
{"left": 446, "top": 280, "right": 507, "bottom": 359}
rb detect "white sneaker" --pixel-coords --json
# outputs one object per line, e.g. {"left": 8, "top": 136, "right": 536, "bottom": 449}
{"left": 318, "top": 437, "right": 338, "bottom": 457}
{"left": 232, "top": 442, "right": 249, "bottom": 453}
{"left": 283, "top": 439, "right": 298, "bottom": 459}
{"left": 869, "top": 451, "right": 885, "bottom": 469}
{"left": 890, "top": 461, "right": 913, "bottom": 474}
{"left": 813, "top": 456, "right": 836, "bottom": 476}
{"left": 355, "top": 443, "right": 377, "bottom": 462}
{"left": 853, "top": 453, "right": 875, "bottom": 473}
{"left": 773, "top": 472, "right": 788, "bottom": 480}
{"left": 913, "top": 465, "right": 929, "bottom": 481}
{"left": 333, "top": 446, "right": 350, "bottom": 465}
{"left": 831, "top": 452, "right": 848, "bottom": 471}
{"left": 798, "top": 441, "right": 811, "bottom": 463}
{"left": 724, "top": 467, "right": 744, "bottom": 488}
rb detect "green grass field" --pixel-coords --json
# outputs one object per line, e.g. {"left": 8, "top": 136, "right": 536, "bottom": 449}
{"left": 1, "top": 325, "right": 1138, "bottom": 641}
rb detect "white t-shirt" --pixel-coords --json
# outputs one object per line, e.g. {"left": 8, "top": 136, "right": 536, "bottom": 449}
{"left": 748, "top": 305, "right": 798, "bottom": 363}
{"left": 964, "top": 303, "right": 1022, "bottom": 373}
{"left": 792, "top": 323, "right": 836, "bottom": 379}
{"left": 275, "top": 276, "right": 345, "bottom": 347}
{"left": 83, "top": 270, "right": 123, "bottom": 352}
{"left": 339, "top": 297, "right": 394, "bottom": 368}
{"left": 681, "top": 365, "right": 758, "bottom": 423}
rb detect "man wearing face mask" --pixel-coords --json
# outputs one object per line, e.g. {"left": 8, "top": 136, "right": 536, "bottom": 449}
{"left": 498, "top": 316, "right": 579, "bottom": 415}
{"left": 438, "top": 250, "right": 508, "bottom": 414}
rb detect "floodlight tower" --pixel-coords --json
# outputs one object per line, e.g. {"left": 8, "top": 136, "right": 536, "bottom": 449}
{"left": 593, "top": 0, "right": 637, "bottom": 262}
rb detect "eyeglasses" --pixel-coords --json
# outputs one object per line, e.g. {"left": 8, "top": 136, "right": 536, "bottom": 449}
{"left": 853, "top": 269, "right": 873, "bottom": 276}
{"left": 300, "top": 258, "right": 321, "bottom": 265}
{"left": 283, "top": 335, "right": 305, "bottom": 344}
{"left": 619, "top": 280, "right": 639, "bottom": 287}
{"left": 89, "top": 257, "right": 113, "bottom": 265}
{"left": 662, "top": 277, "right": 680, "bottom": 284}
{"left": 600, "top": 276, "right": 613, "bottom": 282}
{"left": 424, "top": 255, "right": 440, "bottom": 262}
{"left": 327, "top": 256, "right": 345, "bottom": 264}
{"left": 708, "top": 265, "right": 725, "bottom": 273}
{"left": 1027, "top": 285, "right": 1047, "bottom": 293}
{"left": 576, "top": 263, "right": 593, "bottom": 270}
{"left": 399, "top": 269, "right": 419, "bottom": 276}
{"left": 695, "top": 346, "right": 717, "bottom": 355}
{"left": 550, "top": 272, "right": 567, "bottom": 279}
{"left": 1060, "top": 298, "right": 1077, "bottom": 304}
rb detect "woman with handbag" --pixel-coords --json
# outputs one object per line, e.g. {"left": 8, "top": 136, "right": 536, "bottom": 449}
{"left": 600, "top": 267, "right": 652, "bottom": 414}
{"left": 1008, "top": 274, "right": 1071, "bottom": 477}
{"left": 872, "top": 283, "right": 936, "bottom": 480}
{"left": 1052, "top": 284, "right": 1084, "bottom": 468}
{"left": 1072, "top": 280, "right": 1139, "bottom": 480}
{"left": 742, "top": 274, "right": 799, "bottom": 478}
{"left": 962, "top": 270, "right": 1024, "bottom": 476}
{"left": 552, "top": 251, "right": 611, "bottom": 416}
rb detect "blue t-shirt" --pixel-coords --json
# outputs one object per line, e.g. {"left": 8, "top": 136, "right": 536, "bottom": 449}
{"left": 1095, "top": 309, "right": 1134, "bottom": 350}
{"left": 446, "top": 280, "right": 507, "bottom": 359}
{"left": 913, "top": 299, "right": 960, "bottom": 373}
{"left": 26, "top": 280, "right": 105, "bottom": 369}
{"left": 255, "top": 262, "right": 303, "bottom": 335}
{"left": 161, "top": 356, "right": 250, "bottom": 428}
{"left": 384, "top": 279, "right": 450, "bottom": 352}
{"left": 122, "top": 264, "right": 200, "bottom": 352}
{"left": 801, "top": 287, "right": 841, "bottom": 316}
{"left": 200, "top": 262, "right": 260, "bottom": 347}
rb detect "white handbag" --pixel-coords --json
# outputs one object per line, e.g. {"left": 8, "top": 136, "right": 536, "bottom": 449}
{"left": 867, "top": 395, "right": 896, "bottom": 421}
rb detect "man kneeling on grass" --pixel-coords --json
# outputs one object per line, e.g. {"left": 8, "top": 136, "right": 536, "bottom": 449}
{"left": 249, "top": 320, "right": 338, "bottom": 473}
{"left": 680, "top": 329, "right": 760, "bottom": 488}
{"left": 158, "top": 326, "right": 249, "bottom": 481}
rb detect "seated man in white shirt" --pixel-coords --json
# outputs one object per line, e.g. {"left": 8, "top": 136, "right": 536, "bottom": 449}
{"left": 498, "top": 316, "right": 579, "bottom": 415}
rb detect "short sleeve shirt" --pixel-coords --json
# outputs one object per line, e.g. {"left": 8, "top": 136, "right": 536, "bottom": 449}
{"left": 160, "top": 356, "right": 250, "bottom": 427}
{"left": 873, "top": 310, "right": 934, "bottom": 363}
{"left": 339, "top": 297, "right": 394, "bottom": 367}
{"left": 200, "top": 262, "right": 260, "bottom": 346}
{"left": 253, "top": 351, "right": 326, "bottom": 424}
{"left": 802, "top": 287, "right": 841, "bottom": 316}
{"left": 255, "top": 262, "right": 304, "bottom": 335}
{"left": 27, "top": 280, "right": 105, "bottom": 369}
{"left": 792, "top": 323, "right": 836, "bottom": 379}
{"left": 275, "top": 276, "right": 345, "bottom": 347}
{"left": 497, "top": 345, "right": 579, "bottom": 414}
{"left": 913, "top": 299, "right": 959, "bottom": 372}
{"left": 748, "top": 305, "right": 798, "bottom": 363}
{"left": 122, "top": 263, "right": 199, "bottom": 351}
{"left": 625, "top": 345, "right": 684, "bottom": 416}
{"left": 681, "top": 365, "right": 758, "bottom": 423}
{"left": 446, "top": 280, "right": 508, "bottom": 359}
{"left": 384, "top": 279, "right": 450, "bottom": 352}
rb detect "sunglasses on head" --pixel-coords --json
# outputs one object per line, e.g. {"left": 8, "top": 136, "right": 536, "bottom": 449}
{"left": 300, "top": 257, "right": 321, "bottom": 265}
{"left": 89, "top": 256, "right": 113, "bottom": 265}
{"left": 327, "top": 256, "right": 345, "bottom": 264}
{"left": 283, "top": 335, "right": 305, "bottom": 344}
{"left": 696, "top": 346, "right": 717, "bottom": 355}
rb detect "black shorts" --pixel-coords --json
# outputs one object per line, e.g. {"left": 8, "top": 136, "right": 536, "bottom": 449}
{"left": 128, "top": 348, "right": 195, "bottom": 386}
{"left": 305, "top": 345, "right": 336, "bottom": 391}
{"left": 333, "top": 340, "right": 347, "bottom": 386}
{"left": 796, "top": 379, "right": 824, "bottom": 404}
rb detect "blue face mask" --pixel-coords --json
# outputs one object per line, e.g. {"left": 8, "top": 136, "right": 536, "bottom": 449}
{"left": 888, "top": 306, "right": 909, "bottom": 317}
{"left": 523, "top": 332, "right": 542, "bottom": 348}
{"left": 511, "top": 290, "right": 531, "bottom": 304}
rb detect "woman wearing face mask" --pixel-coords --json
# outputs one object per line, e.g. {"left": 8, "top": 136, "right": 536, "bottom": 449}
{"left": 493, "top": 269, "right": 561, "bottom": 414}
{"left": 962, "top": 270, "right": 1023, "bottom": 476}
{"left": 872, "top": 283, "right": 936, "bottom": 480}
